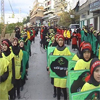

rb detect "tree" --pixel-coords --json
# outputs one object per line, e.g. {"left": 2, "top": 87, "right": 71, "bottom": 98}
{"left": 23, "top": 16, "right": 30, "bottom": 24}
{"left": 5, "top": 22, "right": 23, "bottom": 34}
{"left": 58, "top": 10, "right": 79, "bottom": 27}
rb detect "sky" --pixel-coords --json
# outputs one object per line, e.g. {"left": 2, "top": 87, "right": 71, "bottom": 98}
{"left": 0, "top": 0, "right": 87, "bottom": 24}
{"left": 0, "top": 0, "right": 35, "bottom": 24}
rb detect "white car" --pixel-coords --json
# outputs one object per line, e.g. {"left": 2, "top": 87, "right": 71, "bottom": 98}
{"left": 69, "top": 24, "right": 79, "bottom": 35}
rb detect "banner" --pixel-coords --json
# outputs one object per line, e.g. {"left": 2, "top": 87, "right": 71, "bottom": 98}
{"left": 68, "top": 70, "right": 90, "bottom": 100}
{"left": 68, "top": 60, "right": 76, "bottom": 71}
{"left": 67, "top": 60, "right": 76, "bottom": 87}
{"left": 72, "top": 88, "right": 100, "bottom": 100}
{"left": 47, "top": 47, "right": 55, "bottom": 67}
{"left": 49, "top": 55, "right": 73, "bottom": 78}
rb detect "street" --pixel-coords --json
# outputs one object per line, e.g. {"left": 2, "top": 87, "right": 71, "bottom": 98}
{"left": 19, "top": 32, "right": 77, "bottom": 100}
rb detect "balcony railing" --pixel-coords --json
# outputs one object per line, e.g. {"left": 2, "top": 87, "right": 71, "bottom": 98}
{"left": 44, "top": 9, "right": 54, "bottom": 15}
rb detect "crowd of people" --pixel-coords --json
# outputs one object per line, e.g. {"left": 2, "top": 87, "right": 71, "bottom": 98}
{"left": 40, "top": 25, "right": 100, "bottom": 100}
{"left": 0, "top": 25, "right": 38, "bottom": 100}
{"left": 0, "top": 24, "right": 100, "bottom": 100}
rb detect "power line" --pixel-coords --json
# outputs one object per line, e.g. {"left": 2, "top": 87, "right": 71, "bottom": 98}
{"left": 8, "top": 0, "right": 14, "bottom": 15}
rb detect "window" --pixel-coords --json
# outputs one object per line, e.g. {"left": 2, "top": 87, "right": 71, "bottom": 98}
{"left": 87, "top": 11, "right": 89, "bottom": 15}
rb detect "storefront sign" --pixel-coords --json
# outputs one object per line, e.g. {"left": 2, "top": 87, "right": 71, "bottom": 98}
{"left": 90, "top": 0, "right": 100, "bottom": 12}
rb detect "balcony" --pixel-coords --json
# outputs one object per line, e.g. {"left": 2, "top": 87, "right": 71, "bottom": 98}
{"left": 42, "top": 14, "right": 53, "bottom": 19}
{"left": 30, "top": 12, "right": 43, "bottom": 20}
{"left": 42, "top": 14, "right": 51, "bottom": 19}
{"left": 44, "top": 9, "right": 54, "bottom": 15}
{"left": 44, "top": 4, "right": 51, "bottom": 9}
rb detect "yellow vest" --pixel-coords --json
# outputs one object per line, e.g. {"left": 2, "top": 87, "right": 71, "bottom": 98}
{"left": 13, "top": 50, "right": 23, "bottom": 79}
{"left": 53, "top": 47, "right": 71, "bottom": 56}
{"left": 0, "top": 58, "right": 9, "bottom": 100}
{"left": 72, "top": 54, "right": 79, "bottom": 61}
{"left": 53, "top": 47, "right": 71, "bottom": 88}
{"left": 63, "top": 30, "right": 67, "bottom": 38}
{"left": 81, "top": 82, "right": 100, "bottom": 92}
{"left": 67, "top": 30, "right": 71, "bottom": 38}
{"left": 74, "top": 59, "right": 92, "bottom": 70}
{"left": 2, "top": 52, "right": 14, "bottom": 91}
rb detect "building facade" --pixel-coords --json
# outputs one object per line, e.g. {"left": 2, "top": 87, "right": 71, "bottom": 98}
{"left": 47, "top": 0, "right": 65, "bottom": 26}
{"left": 30, "top": 0, "right": 44, "bottom": 26}
{"left": 42, "top": 0, "right": 54, "bottom": 26}
{"left": 54, "top": 0, "right": 65, "bottom": 16}
{"left": 45, "top": 0, "right": 67, "bottom": 26}
{"left": 78, "top": 0, "right": 100, "bottom": 30}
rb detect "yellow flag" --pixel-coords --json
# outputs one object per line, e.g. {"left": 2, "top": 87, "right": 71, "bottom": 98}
{"left": 27, "top": 31, "right": 30, "bottom": 39}
{"left": 99, "top": 46, "right": 100, "bottom": 60}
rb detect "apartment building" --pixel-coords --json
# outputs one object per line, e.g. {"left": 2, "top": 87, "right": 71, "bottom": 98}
{"left": 42, "top": 0, "right": 54, "bottom": 25}
{"left": 48, "top": 0, "right": 67, "bottom": 26}
{"left": 30, "top": 0, "right": 44, "bottom": 26}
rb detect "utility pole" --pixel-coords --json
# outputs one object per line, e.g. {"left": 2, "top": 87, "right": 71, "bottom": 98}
{"left": 1, "top": 0, "right": 4, "bottom": 24}
{"left": 1, "top": 0, "right": 5, "bottom": 37}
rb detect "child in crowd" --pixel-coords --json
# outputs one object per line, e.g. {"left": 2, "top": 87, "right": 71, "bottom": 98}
{"left": 81, "top": 58, "right": 100, "bottom": 92}
{"left": 0, "top": 44, "right": 9, "bottom": 100}
{"left": 19, "top": 40, "right": 29, "bottom": 90}
{"left": 2, "top": 39, "right": 15, "bottom": 99}
{"left": 53, "top": 35, "right": 71, "bottom": 100}
{"left": 74, "top": 42, "right": 93, "bottom": 70}
{"left": 12, "top": 37, "right": 23, "bottom": 99}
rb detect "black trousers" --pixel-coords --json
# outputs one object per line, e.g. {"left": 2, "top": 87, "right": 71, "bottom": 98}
{"left": 14, "top": 79, "right": 21, "bottom": 96}
{"left": 8, "top": 88, "right": 15, "bottom": 100}
{"left": 57, "top": 87, "right": 67, "bottom": 100}
{"left": 54, "top": 86, "right": 56, "bottom": 95}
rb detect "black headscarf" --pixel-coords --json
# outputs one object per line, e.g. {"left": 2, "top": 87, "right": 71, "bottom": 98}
{"left": 88, "top": 58, "right": 100, "bottom": 86}
{"left": 3, "top": 48, "right": 11, "bottom": 56}
{"left": 56, "top": 45, "right": 66, "bottom": 51}
{"left": 52, "top": 41, "right": 58, "bottom": 46}
{"left": 12, "top": 44, "right": 20, "bottom": 55}
{"left": 80, "top": 49, "right": 92, "bottom": 62}
{"left": 0, "top": 53, "right": 2, "bottom": 58}
{"left": 2, "top": 39, "right": 12, "bottom": 47}
{"left": 2, "top": 39, "right": 11, "bottom": 56}
{"left": 19, "top": 46, "right": 25, "bottom": 51}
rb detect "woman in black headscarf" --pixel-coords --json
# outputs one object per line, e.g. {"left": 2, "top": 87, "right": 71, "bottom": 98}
{"left": 12, "top": 37, "right": 23, "bottom": 99}
{"left": 2, "top": 39, "right": 15, "bottom": 100}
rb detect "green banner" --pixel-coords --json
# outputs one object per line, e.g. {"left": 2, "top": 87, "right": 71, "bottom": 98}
{"left": 67, "top": 60, "right": 76, "bottom": 87}
{"left": 49, "top": 55, "right": 73, "bottom": 78}
{"left": 72, "top": 88, "right": 100, "bottom": 100}
{"left": 68, "top": 70, "right": 90, "bottom": 100}
{"left": 68, "top": 60, "right": 76, "bottom": 71}
{"left": 47, "top": 47, "right": 55, "bottom": 67}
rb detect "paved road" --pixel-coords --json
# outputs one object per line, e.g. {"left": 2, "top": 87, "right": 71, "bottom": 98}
{"left": 19, "top": 32, "right": 77, "bottom": 100}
